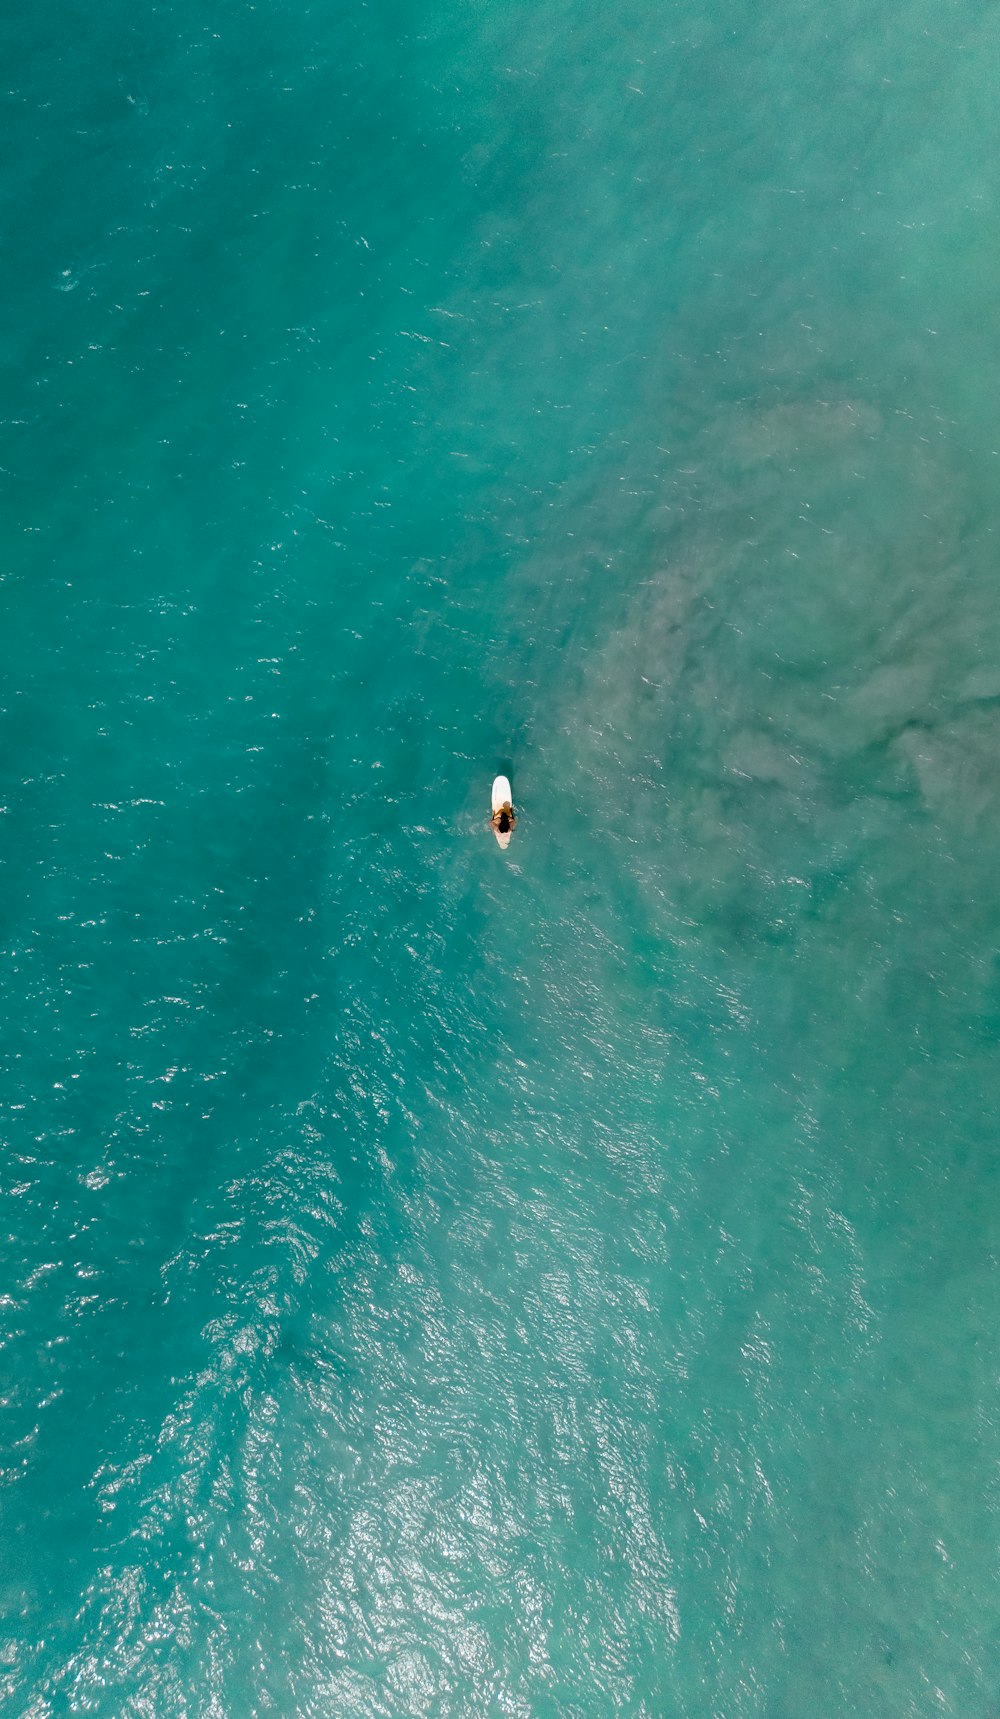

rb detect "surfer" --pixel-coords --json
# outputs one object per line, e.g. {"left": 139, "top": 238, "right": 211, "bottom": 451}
{"left": 490, "top": 775, "right": 516, "bottom": 847}
{"left": 490, "top": 802, "right": 516, "bottom": 838}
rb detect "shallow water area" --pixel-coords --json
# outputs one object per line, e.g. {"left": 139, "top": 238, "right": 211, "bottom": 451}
{"left": 3, "top": 0, "right": 1000, "bottom": 1712}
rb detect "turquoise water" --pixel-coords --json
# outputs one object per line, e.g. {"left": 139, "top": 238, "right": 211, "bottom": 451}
{"left": 4, "top": 0, "right": 1000, "bottom": 1710}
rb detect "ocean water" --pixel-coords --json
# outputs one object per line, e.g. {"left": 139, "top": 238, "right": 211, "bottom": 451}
{"left": 3, "top": 0, "right": 1000, "bottom": 1711}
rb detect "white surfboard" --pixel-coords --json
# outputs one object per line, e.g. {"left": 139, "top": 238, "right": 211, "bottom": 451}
{"left": 491, "top": 775, "right": 514, "bottom": 848}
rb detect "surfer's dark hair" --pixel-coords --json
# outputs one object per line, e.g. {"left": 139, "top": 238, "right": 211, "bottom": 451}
{"left": 499, "top": 810, "right": 511, "bottom": 832}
